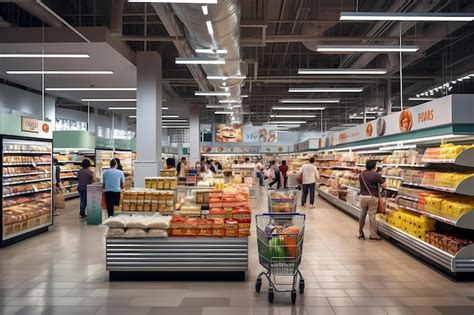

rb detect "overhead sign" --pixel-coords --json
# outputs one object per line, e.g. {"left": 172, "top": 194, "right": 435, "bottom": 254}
{"left": 201, "top": 146, "right": 288, "bottom": 154}
{"left": 242, "top": 126, "right": 278, "bottom": 143}
{"left": 215, "top": 124, "right": 242, "bottom": 143}
{"left": 21, "top": 116, "right": 51, "bottom": 135}
{"left": 319, "top": 95, "right": 469, "bottom": 148}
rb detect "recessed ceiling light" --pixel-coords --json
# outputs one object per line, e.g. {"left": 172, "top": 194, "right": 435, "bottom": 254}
{"left": 288, "top": 87, "right": 363, "bottom": 93}
{"left": 176, "top": 58, "right": 225, "bottom": 65}
{"left": 46, "top": 87, "right": 136, "bottom": 91}
{"left": 195, "top": 91, "right": 231, "bottom": 96}
{"left": 0, "top": 53, "right": 90, "bottom": 58}
{"left": 339, "top": 12, "right": 474, "bottom": 22}
{"left": 7, "top": 70, "right": 114, "bottom": 75}
{"left": 280, "top": 99, "right": 340, "bottom": 103}
{"left": 270, "top": 115, "right": 316, "bottom": 118}
{"left": 298, "top": 68, "right": 387, "bottom": 75}
{"left": 272, "top": 107, "right": 326, "bottom": 110}
{"left": 316, "top": 45, "right": 419, "bottom": 52}
{"left": 82, "top": 98, "right": 136, "bottom": 102}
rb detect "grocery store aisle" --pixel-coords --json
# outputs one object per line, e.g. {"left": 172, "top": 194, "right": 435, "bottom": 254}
{"left": 0, "top": 189, "right": 473, "bottom": 315}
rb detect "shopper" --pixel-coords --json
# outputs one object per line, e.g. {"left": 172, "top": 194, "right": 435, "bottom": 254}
{"left": 244, "top": 157, "right": 250, "bottom": 164}
{"left": 207, "top": 160, "right": 216, "bottom": 174}
{"left": 177, "top": 157, "right": 188, "bottom": 177}
{"left": 52, "top": 158, "right": 62, "bottom": 216}
{"left": 279, "top": 160, "right": 289, "bottom": 189}
{"left": 255, "top": 158, "right": 264, "bottom": 186}
{"left": 297, "top": 157, "right": 320, "bottom": 209}
{"left": 268, "top": 161, "right": 280, "bottom": 189}
{"left": 114, "top": 157, "right": 123, "bottom": 171}
{"left": 359, "top": 160, "right": 386, "bottom": 241}
{"left": 77, "top": 159, "right": 94, "bottom": 220}
{"left": 215, "top": 160, "right": 223, "bottom": 171}
{"left": 166, "top": 157, "right": 176, "bottom": 169}
{"left": 102, "top": 159, "right": 125, "bottom": 217}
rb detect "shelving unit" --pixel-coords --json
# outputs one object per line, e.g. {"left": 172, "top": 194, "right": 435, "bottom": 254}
{"left": 1, "top": 137, "right": 53, "bottom": 247}
{"left": 402, "top": 179, "right": 474, "bottom": 196}
{"left": 53, "top": 150, "right": 95, "bottom": 199}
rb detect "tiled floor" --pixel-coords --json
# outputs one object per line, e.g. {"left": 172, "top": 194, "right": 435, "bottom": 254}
{"left": 1, "top": 187, "right": 473, "bottom": 315}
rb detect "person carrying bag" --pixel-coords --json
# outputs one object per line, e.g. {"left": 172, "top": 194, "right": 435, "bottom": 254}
{"left": 358, "top": 160, "right": 386, "bottom": 241}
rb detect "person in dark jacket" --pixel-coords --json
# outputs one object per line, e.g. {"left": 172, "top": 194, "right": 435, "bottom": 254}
{"left": 53, "top": 158, "right": 61, "bottom": 216}
{"left": 279, "top": 160, "right": 289, "bottom": 189}
{"left": 77, "top": 159, "right": 94, "bottom": 220}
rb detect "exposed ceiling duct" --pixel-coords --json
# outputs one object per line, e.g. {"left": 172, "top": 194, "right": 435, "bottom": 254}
{"left": 171, "top": 0, "right": 244, "bottom": 122}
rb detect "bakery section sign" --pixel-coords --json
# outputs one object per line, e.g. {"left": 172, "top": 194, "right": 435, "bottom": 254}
{"left": 215, "top": 124, "right": 242, "bottom": 143}
{"left": 319, "top": 95, "right": 465, "bottom": 148}
{"left": 21, "top": 116, "right": 51, "bottom": 135}
{"left": 242, "top": 126, "right": 278, "bottom": 143}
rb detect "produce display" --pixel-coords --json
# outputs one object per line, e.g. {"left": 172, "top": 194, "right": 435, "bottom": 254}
{"left": 120, "top": 189, "right": 175, "bottom": 213}
{"left": 2, "top": 139, "right": 53, "bottom": 240}
{"left": 144, "top": 177, "right": 178, "bottom": 190}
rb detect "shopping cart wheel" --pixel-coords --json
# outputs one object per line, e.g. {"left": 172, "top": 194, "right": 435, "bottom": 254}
{"left": 291, "top": 289, "right": 297, "bottom": 304}
{"left": 268, "top": 289, "right": 274, "bottom": 303}
{"left": 299, "top": 279, "right": 305, "bottom": 294}
{"left": 255, "top": 278, "right": 262, "bottom": 293}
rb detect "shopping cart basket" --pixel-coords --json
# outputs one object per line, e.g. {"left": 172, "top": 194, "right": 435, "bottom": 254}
{"left": 267, "top": 189, "right": 298, "bottom": 213}
{"left": 255, "top": 213, "right": 306, "bottom": 303}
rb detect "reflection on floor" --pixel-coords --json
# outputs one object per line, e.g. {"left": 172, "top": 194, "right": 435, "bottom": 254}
{"left": 0, "top": 187, "right": 473, "bottom": 315}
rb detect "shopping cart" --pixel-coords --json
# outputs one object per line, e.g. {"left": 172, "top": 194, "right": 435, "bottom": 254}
{"left": 255, "top": 213, "right": 306, "bottom": 303}
{"left": 267, "top": 189, "right": 298, "bottom": 213}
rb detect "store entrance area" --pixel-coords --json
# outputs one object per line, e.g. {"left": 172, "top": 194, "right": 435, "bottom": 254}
{"left": 1, "top": 189, "right": 473, "bottom": 315}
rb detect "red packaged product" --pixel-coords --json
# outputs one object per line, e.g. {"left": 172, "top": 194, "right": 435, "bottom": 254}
{"left": 211, "top": 218, "right": 225, "bottom": 237}
{"left": 224, "top": 219, "right": 239, "bottom": 237}
{"left": 232, "top": 207, "right": 251, "bottom": 222}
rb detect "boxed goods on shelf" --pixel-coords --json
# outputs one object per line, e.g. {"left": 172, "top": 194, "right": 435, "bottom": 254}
{"left": 421, "top": 171, "right": 473, "bottom": 188}
{"left": 425, "top": 232, "right": 473, "bottom": 255}
{"left": 145, "top": 177, "right": 178, "bottom": 190}
{"left": 386, "top": 209, "right": 435, "bottom": 241}
{"left": 160, "top": 169, "right": 176, "bottom": 177}
{"left": 121, "top": 189, "right": 175, "bottom": 213}
{"left": 383, "top": 150, "right": 422, "bottom": 165}
{"left": 422, "top": 143, "right": 474, "bottom": 161}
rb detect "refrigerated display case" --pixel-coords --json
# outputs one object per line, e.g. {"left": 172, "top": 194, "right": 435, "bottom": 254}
{"left": 1, "top": 137, "right": 53, "bottom": 246}
{"left": 95, "top": 149, "right": 133, "bottom": 189}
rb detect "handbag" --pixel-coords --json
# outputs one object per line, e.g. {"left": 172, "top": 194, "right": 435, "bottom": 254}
{"left": 55, "top": 188, "right": 65, "bottom": 210}
{"left": 360, "top": 171, "right": 386, "bottom": 214}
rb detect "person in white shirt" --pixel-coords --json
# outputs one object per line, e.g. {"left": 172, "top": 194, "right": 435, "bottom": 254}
{"left": 255, "top": 158, "right": 264, "bottom": 186}
{"left": 297, "top": 157, "right": 320, "bottom": 209}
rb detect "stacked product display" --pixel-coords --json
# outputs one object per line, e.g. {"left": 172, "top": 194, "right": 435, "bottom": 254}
{"left": 95, "top": 149, "right": 133, "bottom": 189}
{"left": 104, "top": 214, "right": 171, "bottom": 238}
{"left": 316, "top": 142, "right": 474, "bottom": 275}
{"left": 2, "top": 139, "right": 53, "bottom": 244}
{"left": 120, "top": 189, "right": 175, "bottom": 214}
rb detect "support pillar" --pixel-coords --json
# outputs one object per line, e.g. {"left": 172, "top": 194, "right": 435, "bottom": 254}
{"left": 189, "top": 105, "right": 200, "bottom": 165}
{"left": 134, "top": 51, "right": 162, "bottom": 188}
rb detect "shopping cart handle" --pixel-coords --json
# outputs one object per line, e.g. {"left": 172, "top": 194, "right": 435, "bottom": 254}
{"left": 259, "top": 212, "right": 305, "bottom": 217}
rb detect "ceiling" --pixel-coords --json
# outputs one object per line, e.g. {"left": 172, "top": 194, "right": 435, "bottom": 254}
{"left": 1, "top": 0, "right": 474, "bottom": 132}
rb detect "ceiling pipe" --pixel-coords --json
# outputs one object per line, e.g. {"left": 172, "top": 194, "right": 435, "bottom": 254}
{"left": 11, "top": 0, "right": 62, "bottom": 27}
{"left": 171, "top": 0, "right": 244, "bottom": 121}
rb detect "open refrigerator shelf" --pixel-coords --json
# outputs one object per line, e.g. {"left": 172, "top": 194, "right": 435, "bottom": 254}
{"left": 1, "top": 137, "right": 53, "bottom": 246}
{"left": 401, "top": 178, "right": 474, "bottom": 196}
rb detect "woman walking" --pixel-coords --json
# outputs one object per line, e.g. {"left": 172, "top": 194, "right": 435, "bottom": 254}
{"left": 77, "top": 159, "right": 94, "bottom": 220}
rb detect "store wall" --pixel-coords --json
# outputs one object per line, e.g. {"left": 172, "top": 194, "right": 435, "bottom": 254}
{"left": 0, "top": 83, "right": 55, "bottom": 122}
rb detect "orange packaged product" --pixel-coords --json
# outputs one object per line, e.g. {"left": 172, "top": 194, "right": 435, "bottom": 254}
{"left": 224, "top": 219, "right": 239, "bottom": 237}
{"left": 232, "top": 207, "right": 251, "bottom": 222}
{"left": 184, "top": 218, "right": 198, "bottom": 236}
{"left": 208, "top": 207, "right": 226, "bottom": 219}
{"left": 197, "top": 219, "right": 213, "bottom": 237}
{"left": 209, "top": 190, "right": 223, "bottom": 198}
{"left": 238, "top": 228, "right": 250, "bottom": 237}
{"left": 211, "top": 219, "right": 225, "bottom": 237}
{"left": 170, "top": 217, "right": 186, "bottom": 236}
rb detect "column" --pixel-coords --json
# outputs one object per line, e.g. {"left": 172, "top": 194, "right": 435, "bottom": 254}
{"left": 189, "top": 105, "right": 200, "bottom": 165}
{"left": 134, "top": 51, "right": 162, "bottom": 188}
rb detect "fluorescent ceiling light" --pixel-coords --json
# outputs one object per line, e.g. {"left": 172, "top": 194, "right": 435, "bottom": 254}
{"left": 7, "top": 70, "right": 113, "bottom": 75}
{"left": 195, "top": 91, "right": 231, "bottom": 97}
{"left": 163, "top": 126, "right": 190, "bottom": 128}
{"left": 298, "top": 68, "right": 387, "bottom": 75}
{"left": 82, "top": 98, "right": 136, "bottom": 102}
{"left": 273, "top": 124, "right": 301, "bottom": 128}
{"left": 349, "top": 116, "right": 376, "bottom": 120}
{"left": 272, "top": 106, "right": 325, "bottom": 110}
{"left": 206, "top": 20, "right": 214, "bottom": 35}
{"left": 206, "top": 105, "right": 230, "bottom": 109}
{"left": 316, "top": 45, "right": 419, "bottom": 52}
{"left": 0, "top": 53, "right": 89, "bottom": 58}
{"left": 270, "top": 115, "right": 316, "bottom": 118}
{"left": 163, "top": 120, "right": 188, "bottom": 122}
{"left": 201, "top": 5, "right": 208, "bottom": 15}
{"left": 240, "top": 94, "right": 249, "bottom": 98}
{"left": 289, "top": 87, "right": 363, "bottom": 93}
{"left": 219, "top": 100, "right": 242, "bottom": 104}
{"left": 340, "top": 12, "right": 474, "bottom": 22}
{"left": 162, "top": 107, "right": 169, "bottom": 110}
{"left": 267, "top": 121, "right": 306, "bottom": 124}
{"left": 176, "top": 58, "right": 225, "bottom": 65}
{"left": 215, "top": 111, "right": 234, "bottom": 115}
{"left": 128, "top": 0, "right": 217, "bottom": 3}
{"left": 162, "top": 115, "right": 179, "bottom": 118}
{"left": 280, "top": 98, "right": 340, "bottom": 103}
{"left": 108, "top": 107, "right": 136, "bottom": 110}
{"left": 408, "top": 97, "right": 437, "bottom": 101}
{"left": 45, "top": 87, "right": 136, "bottom": 91}
{"left": 207, "top": 75, "right": 246, "bottom": 80}
{"left": 196, "top": 48, "right": 227, "bottom": 54}
{"left": 129, "top": 115, "right": 136, "bottom": 118}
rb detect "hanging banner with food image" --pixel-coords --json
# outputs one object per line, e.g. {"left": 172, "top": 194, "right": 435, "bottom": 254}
{"left": 242, "top": 126, "right": 279, "bottom": 143}
{"left": 215, "top": 124, "right": 243, "bottom": 142}
{"left": 318, "top": 95, "right": 471, "bottom": 148}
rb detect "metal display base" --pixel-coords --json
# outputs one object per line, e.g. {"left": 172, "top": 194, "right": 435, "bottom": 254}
{"left": 106, "top": 237, "right": 248, "bottom": 281}
{"left": 1, "top": 226, "right": 49, "bottom": 248}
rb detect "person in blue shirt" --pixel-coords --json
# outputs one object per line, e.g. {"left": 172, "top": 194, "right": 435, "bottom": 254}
{"left": 103, "top": 158, "right": 125, "bottom": 217}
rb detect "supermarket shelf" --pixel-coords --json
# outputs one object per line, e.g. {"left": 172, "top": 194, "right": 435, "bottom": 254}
{"left": 382, "top": 175, "right": 403, "bottom": 180}
{"left": 3, "top": 223, "right": 51, "bottom": 241}
{"left": 60, "top": 176, "right": 77, "bottom": 180}
{"left": 340, "top": 184, "right": 360, "bottom": 193}
{"left": 317, "top": 188, "right": 361, "bottom": 219}
{"left": 402, "top": 178, "right": 474, "bottom": 196}
{"left": 3, "top": 162, "right": 50, "bottom": 166}
{"left": 385, "top": 187, "right": 399, "bottom": 192}
{"left": 64, "top": 192, "right": 79, "bottom": 199}
{"left": 106, "top": 237, "right": 248, "bottom": 278}
{"left": 377, "top": 220, "right": 474, "bottom": 273}
{"left": 3, "top": 178, "right": 51, "bottom": 186}
{"left": 58, "top": 161, "right": 82, "bottom": 164}
{"left": 398, "top": 194, "right": 419, "bottom": 202}
{"left": 398, "top": 205, "right": 474, "bottom": 229}
{"left": 3, "top": 171, "right": 51, "bottom": 178}
{"left": 62, "top": 184, "right": 78, "bottom": 189}
{"left": 422, "top": 148, "right": 474, "bottom": 168}
{"left": 4, "top": 151, "right": 50, "bottom": 154}
{"left": 382, "top": 163, "right": 427, "bottom": 168}
{"left": 60, "top": 169, "right": 78, "bottom": 173}
{"left": 321, "top": 174, "right": 337, "bottom": 179}
{"left": 3, "top": 188, "right": 51, "bottom": 198}
{"left": 332, "top": 165, "right": 358, "bottom": 170}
